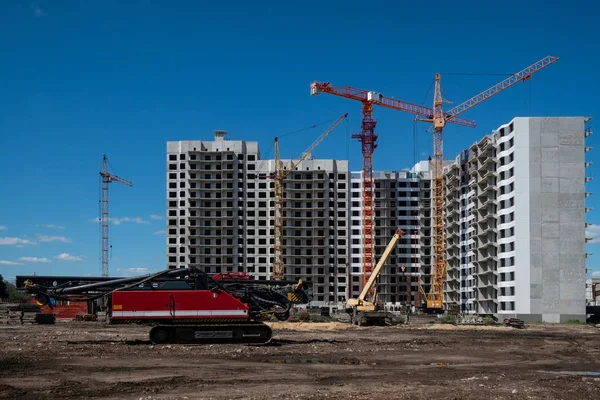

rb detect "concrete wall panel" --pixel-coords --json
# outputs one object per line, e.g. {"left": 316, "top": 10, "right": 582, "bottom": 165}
{"left": 559, "top": 147, "right": 584, "bottom": 163}
{"left": 542, "top": 148, "right": 559, "bottom": 163}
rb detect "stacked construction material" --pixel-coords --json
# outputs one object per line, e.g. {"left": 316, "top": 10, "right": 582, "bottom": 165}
{"left": 0, "top": 303, "right": 43, "bottom": 324}
{"left": 504, "top": 317, "right": 526, "bottom": 329}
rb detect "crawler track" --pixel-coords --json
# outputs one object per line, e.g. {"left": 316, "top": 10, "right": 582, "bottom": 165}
{"left": 148, "top": 322, "right": 272, "bottom": 344}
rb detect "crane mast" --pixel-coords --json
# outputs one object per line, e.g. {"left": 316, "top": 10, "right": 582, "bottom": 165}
{"left": 100, "top": 155, "right": 132, "bottom": 277}
{"left": 272, "top": 113, "right": 348, "bottom": 280}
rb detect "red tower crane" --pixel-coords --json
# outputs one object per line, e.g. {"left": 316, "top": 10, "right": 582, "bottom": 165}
{"left": 310, "top": 83, "right": 474, "bottom": 291}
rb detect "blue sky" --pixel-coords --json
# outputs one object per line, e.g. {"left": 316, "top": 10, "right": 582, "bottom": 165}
{"left": 0, "top": 0, "right": 599, "bottom": 281}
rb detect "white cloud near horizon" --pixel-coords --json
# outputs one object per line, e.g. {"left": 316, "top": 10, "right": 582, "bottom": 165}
{"left": 586, "top": 224, "right": 600, "bottom": 244}
{"left": 591, "top": 270, "right": 600, "bottom": 278}
{"left": 154, "top": 230, "right": 166, "bottom": 235}
{"left": 18, "top": 257, "right": 51, "bottom": 263}
{"left": 0, "top": 260, "right": 23, "bottom": 266}
{"left": 37, "top": 235, "right": 71, "bottom": 243}
{"left": 54, "top": 253, "right": 82, "bottom": 261}
{"left": 0, "top": 226, "right": 7, "bottom": 231}
{"left": 0, "top": 237, "right": 36, "bottom": 247}
{"left": 92, "top": 217, "right": 150, "bottom": 225}
{"left": 150, "top": 214, "right": 163, "bottom": 220}
{"left": 41, "top": 224, "right": 65, "bottom": 229}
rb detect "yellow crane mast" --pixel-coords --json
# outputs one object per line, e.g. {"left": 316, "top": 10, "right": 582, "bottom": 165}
{"left": 272, "top": 113, "right": 348, "bottom": 281}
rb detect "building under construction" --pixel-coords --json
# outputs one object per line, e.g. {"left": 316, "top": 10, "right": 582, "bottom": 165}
{"left": 165, "top": 116, "right": 591, "bottom": 322}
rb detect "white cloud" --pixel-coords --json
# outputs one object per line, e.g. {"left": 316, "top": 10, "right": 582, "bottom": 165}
{"left": 0, "top": 226, "right": 7, "bottom": 231}
{"left": 150, "top": 214, "right": 163, "bottom": 220}
{"left": 37, "top": 235, "right": 71, "bottom": 243}
{"left": 54, "top": 253, "right": 82, "bottom": 261}
{"left": 18, "top": 257, "right": 50, "bottom": 263}
{"left": 92, "top": 217, "right": 150, "bottom": 225}
{"left": 31, "top": 4, "right": 45, "bottom": 17}
{"left": 0, "top": 237, "right": 36, "bottom": 247}
{"left": 586, "top": 224, "right": 600, "bottom": 244}
{"left": 154, "top": 230, "right": 166, "bottom": 235}
{"left": 41, "top": 224, "right": 65, "bottom": 230}
{"left": 0, "top": 260, "right": 23, "bottom": 266}
{"left": 592, "top": 270, "right": 600, "bottom": 278}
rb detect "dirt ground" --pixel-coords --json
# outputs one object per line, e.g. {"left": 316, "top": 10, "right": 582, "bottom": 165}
{"left": 1, "top": 321, "right": 600, "bottom": 399}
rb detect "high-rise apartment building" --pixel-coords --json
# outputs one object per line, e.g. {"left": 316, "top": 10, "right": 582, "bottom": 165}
{"left": 166, "top": 131, "right": 349, "bottom": 304}
{"left": 166, "top": 117, "right": 591, "bottom": 320}
{"left": 444, "top": 117, "right": 591, "bottom": 322}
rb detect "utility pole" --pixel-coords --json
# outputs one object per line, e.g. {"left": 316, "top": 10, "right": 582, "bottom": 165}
{"left": 100, "top": 155, "right": 132, "bottom": 277}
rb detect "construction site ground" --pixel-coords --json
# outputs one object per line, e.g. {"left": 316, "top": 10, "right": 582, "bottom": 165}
{"left": 1, "top": 321, "right": 599, "bottom": 399}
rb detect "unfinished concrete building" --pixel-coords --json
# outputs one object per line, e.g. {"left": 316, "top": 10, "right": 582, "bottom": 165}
{"left": 444, "top": 117, "right": 591, "bottom": 322}
{"left": 166, "top": 131, "right": 349, "bottom": 305}
{"left": 349, "top": 163, "right": 433, "bottom": 305}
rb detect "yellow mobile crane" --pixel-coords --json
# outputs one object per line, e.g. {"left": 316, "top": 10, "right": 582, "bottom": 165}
{"left": 272, "top": 113, "right": 349, "bottom": 281}
{"left": 346, "top": 228, "right": 405, "bottom": 325}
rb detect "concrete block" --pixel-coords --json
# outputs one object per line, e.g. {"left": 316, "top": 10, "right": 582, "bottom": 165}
{"left": 559, "top": 163, "right": 584, "bottom": 179}
{"left": 529, "top": 299, "right": 542, "bottom": 314}
{"left": 560, "top": 239, "right": 585, "bottom": 254}
{"left": 559, "top": 146, "right": 584, "bottom": 163}
{"left": 542, "top": 296, "right": 560, "bottom": 313}
{"left": 529, "top": 147, "right": 541, "bottom": 162}
{"left": 559, "top": 134, "right": 584, "bottom": 146}
{"left": 541, "top": 117, "right": 560, "bottom": 134}
{"left": 530, "top": 254, "right": 543, "bottom": 270}
{"left": 558, "top": 193, "right": 584, "bottom": 208}
{"left": 530, "top": 238, "right": 542, "bottom": 254}
{"left": 559, "top": 222, "right": 585, "bottom": 240}
{"left": 559, "top": 208, "right": 585, "bottom": 223}
{"left": 542, "top": 313, "right": 560, "bottom": 323}
{"left": 559, "top": 118, "right": 584, "bottom": 137}
{"left": 529, "top": 117, "right": 542, "bottom": 134}
{"left": 559, "top": 177, "right": 584, "bottom": 194}
{"left": 529, "top": 162, "right": 541, "bottom": 178}
{"left": 530, "top": 283, "right": 543, "bottom": 299}
{"left": 541, "top": 239, "right": 559, "bottom": 254}
{"left": 542, "top": 177, "right": 559, "bottom": 193}
{"left": 541, "top": 208, "right": 559, "bottom": 223}
{"left": 541, "top": 251, "right": 560, "bottom": 269}
{"left": 541, "top": 162, "right": 559, "bottom": 178}
{"left": 541, "top": 131, "right": 559, "bottom": 147}
{"left": 541, "top": 193, "right": 559, "bottom": 209}
{"left": 559, "top": 267, "right": 584, "bottom": 285}
{"left": 559, "top": 313, "right": 587, "bottom": 323}
{"left": 530, "top": 207, "right": 541, "bottom": 223}
{"left": 530, "top": 222, "right": 542, "bottom": 238}
{"left": 541, "top": 222, "right": 560, "bottom": 238}
{"left": 541, "top": 148, "right": 559, "bottom": 163}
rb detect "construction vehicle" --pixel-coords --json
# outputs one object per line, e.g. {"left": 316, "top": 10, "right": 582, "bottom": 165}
{"left": 346, "top": 229, "right": 405, "bottom": 326}
{"left": 24, "top": 267, "right": 309, "bottom": 345}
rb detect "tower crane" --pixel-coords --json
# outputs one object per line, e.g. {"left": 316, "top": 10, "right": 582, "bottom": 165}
{"left": 310, "top": 83, "right": 475, "bottom": 292}
{"left": 311, "top": 55, "right": 558, "bottom": 310}
{"left": 100, "top": 155, "right": 132, "bottom": 277}
{"left": 272, "top": 113, "right": 348, "bottom": 281}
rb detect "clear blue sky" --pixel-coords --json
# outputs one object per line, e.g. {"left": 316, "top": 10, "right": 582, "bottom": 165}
{"left": 0, "top": 0, "right": 598, "bottom": 281}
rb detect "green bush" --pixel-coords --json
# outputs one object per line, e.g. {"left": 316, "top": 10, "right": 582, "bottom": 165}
{"left": 483, "top": 316, "right": 496, "bottom": 325}
{"left": 441, "top": 315, "right": 456, "bottom": 323}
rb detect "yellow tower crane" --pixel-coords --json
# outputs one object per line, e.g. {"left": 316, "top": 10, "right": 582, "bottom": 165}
{"left": 272, "top": 113, "right": 348, "bottom": 281}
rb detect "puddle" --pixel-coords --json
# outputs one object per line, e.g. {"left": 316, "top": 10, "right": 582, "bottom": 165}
{"left": 537, "top": 370, "right": 600, "bottom": 376}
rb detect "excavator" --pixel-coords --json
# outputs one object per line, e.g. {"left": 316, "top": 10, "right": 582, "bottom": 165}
{"left": 346, "top": 229, "right": 405, "bottom": 326}
{"left": 23, "top": 267, "right": 309, "bottom": 344}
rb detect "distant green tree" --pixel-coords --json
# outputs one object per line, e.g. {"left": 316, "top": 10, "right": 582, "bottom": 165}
{"left": 0, "top": 274, "right": 8, "bottom": 298}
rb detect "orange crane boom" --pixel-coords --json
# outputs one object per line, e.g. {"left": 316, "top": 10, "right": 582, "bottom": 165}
{"left": 310, "top": 83, "right": 474, "bottom": 292}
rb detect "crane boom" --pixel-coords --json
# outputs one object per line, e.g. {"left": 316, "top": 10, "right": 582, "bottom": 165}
{"left": 311, "top": 82, "right": 476, "bottom": 127}
{"left": 272, "top": 113, "right": 348, "bottom": 281}
{"left": 446, "top": 56, "right": 559, "bottom": 118}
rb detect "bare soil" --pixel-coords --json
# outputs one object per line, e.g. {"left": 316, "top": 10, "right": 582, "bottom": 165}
{"left": 1, "top": 321, "right": 600, "bottom": 399}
